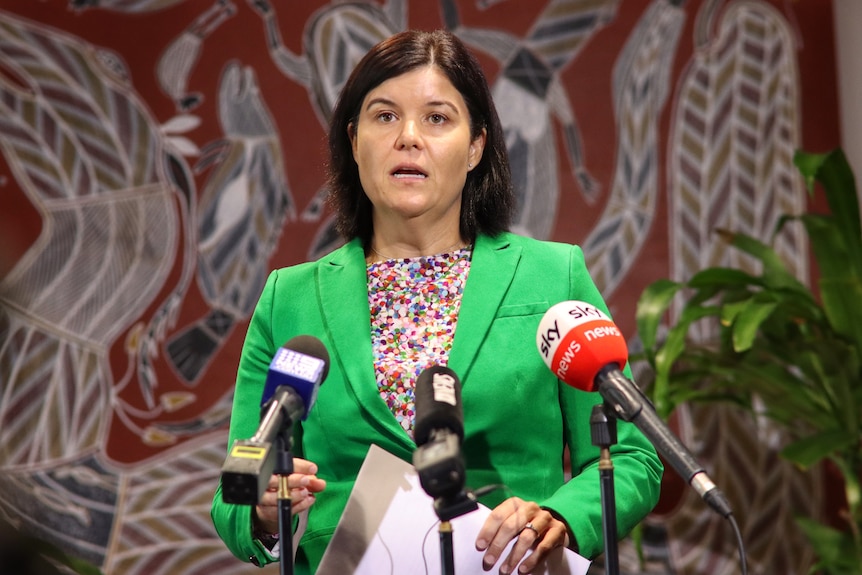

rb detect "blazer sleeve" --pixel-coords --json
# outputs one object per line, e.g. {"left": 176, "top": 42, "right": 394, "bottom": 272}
{"left": 211, "top": 270, "right": 280, "bottom": 567}
{"left": 539, "top": 244, "right": 664, "bottom": 559}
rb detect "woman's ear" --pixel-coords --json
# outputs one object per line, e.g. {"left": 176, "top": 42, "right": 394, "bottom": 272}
{"left": 468, "top": 128, "right": 487, "bottom": 171}
{"left": 348, "top": 122, "right": 358, "bottom": 160}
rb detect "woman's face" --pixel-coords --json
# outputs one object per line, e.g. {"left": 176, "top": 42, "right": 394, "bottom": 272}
{"left": 350, "top": 65, "right": 485, "bottom": 233}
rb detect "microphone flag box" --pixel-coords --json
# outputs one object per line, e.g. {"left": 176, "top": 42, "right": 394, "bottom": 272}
{"left": 261, "top": 347, "right": 327, "bottom": 416}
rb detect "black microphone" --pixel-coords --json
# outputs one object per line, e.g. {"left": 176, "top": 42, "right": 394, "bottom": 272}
{"left": 413, "top": 365, "right": 464, "bottom": 447}
{"left": 412, "top": 365, "right": 467, "bottom": 501}
{"left": 536, "top": 301, "right": 733, "bottom": 518}
{"left": 221, "top": 335, "right": 330, "bottom": 505}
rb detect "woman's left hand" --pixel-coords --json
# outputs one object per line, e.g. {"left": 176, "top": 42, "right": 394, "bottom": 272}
{"left": 475, "top": 497, "right": 570, "bottom": 574}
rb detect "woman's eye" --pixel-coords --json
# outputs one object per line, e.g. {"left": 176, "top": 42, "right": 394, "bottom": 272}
{"left": 428, "top": 113, "right": 447, "bottom": 125}
{"left": 376, "top": 111, "right": 396, "bottom": 123}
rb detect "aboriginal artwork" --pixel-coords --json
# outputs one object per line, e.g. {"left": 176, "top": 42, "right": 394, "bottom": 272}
{"left": 0, "top": 1, "right": 841, "bottom": 574}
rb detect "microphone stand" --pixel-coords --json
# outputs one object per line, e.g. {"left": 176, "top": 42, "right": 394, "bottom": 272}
{"left": 590, "top": 403, "right": 619, "bottom": 575}
{"left": 414, "top": 427, "right": 477, "bottom": 575}
{"left": 438, "top": 520, "right": 455, "bottom": 575}
{"left": 274, "top": 428, "right": 295, "bottom": 575}
{"left": 433, "top": 492, "right": 479, "bottom": 575}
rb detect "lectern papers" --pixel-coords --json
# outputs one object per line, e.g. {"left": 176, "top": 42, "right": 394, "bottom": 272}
{"left": 316, "top": 444, "right": 590, "bottom": 575}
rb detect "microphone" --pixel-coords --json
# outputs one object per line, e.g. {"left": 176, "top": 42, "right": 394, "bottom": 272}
{"left": 258, "top": 335, "right": 330, "bottom": 417}
{"left": 221, "top": 335, "right": 330, "bottom": 505}
{"left": 413, "top": 365, "right": 464, "bottom": 447}
{"left": 412, "top": 365, "right": 468, "bottom": 502}
{"left": 536, "top": 301, "right": 733, "bottom": 518}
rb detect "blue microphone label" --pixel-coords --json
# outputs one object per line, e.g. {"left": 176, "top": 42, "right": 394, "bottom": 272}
{"left": 271, "top": 348, "right": 326, "bottom": 381}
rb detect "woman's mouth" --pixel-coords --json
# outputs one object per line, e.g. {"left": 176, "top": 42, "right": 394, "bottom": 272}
{"left": 392, "top": 166, "right": 428, "bottom": 179}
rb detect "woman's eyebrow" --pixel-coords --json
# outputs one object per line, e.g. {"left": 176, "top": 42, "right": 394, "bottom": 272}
{"left": 365, "top": 97, "right": 460, "bottom": 114}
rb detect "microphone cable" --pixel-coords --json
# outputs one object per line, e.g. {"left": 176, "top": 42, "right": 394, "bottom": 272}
{"left": 728, "top": 512, "right": 748, "bottom": 575}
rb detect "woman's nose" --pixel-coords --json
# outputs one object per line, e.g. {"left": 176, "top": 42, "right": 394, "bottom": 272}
{"left": 396, "top": 120, "right": 422, "bottom": 150}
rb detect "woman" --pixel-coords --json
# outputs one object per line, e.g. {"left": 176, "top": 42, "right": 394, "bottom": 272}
{"left": 211, "top": 29, "right": 663, "bottom": 574}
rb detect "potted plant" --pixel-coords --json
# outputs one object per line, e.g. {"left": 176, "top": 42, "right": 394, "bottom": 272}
{"left": 634, "top": 148, "right": 862, "bottom": 574}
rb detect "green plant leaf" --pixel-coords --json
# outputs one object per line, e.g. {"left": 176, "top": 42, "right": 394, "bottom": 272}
{"left": 830, "top": 455, "right": 862, "bottom": 517}
{"left": 651, "top": 304, "right": 719, "bottom": 417}
{"left": 687, "top": 267, "right": 762, "bottom": 289}
{"left": 795, "top": 149, "right": 861, "bottom": 257}
{"left": 793, "top": 150, "right": 829, "bottom": 192}
{"left": 730, "top": 297, "right": 778, "bottom": 352}
{"left": 801, "top": 212, "right": 862, "bottom": 354}
{"left": 795, "top": 343, "right": 860, "bottom": 434}
{"left": 780, "top": 429, "right": 858, "bottom": 469}
{"left": 635, "top": 279, "right": 682, "bottom": 356}
{"left": 717, "top": 229, "right": 809, "bottom": 293}
{"left": 720, "top": 299, "right": 747, "bottom": 327}
{"left": 796, "top": 516, "right": 862, "bottom": 574}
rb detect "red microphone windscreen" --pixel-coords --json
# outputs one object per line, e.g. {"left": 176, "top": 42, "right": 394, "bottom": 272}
{"left": 536, "top": 301, "right": 628, "bottom": 391}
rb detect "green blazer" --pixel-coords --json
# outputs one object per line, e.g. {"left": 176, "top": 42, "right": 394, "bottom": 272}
{"left": 211, "top": 232, "right": 663, "bottom": 572}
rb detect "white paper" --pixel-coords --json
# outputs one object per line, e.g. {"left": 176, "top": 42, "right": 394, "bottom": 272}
{"left": 316, "top": 444, "right": 590, "bottom": 575}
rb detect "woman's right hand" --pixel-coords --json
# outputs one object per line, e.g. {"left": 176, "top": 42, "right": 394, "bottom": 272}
{"left": 253, "top": 458, "right": 327, "bottom": 535}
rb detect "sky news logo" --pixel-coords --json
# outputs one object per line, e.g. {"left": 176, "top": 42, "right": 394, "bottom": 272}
{"left": 565, "top": 303, "right": 606, "bottom": 320}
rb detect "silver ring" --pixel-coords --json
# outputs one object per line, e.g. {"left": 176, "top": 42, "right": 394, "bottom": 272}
{"left": 523, "top": 522, "right": 539, "bottom": 537}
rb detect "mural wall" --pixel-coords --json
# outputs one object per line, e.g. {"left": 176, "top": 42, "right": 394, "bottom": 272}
{"left": 0, "top": 0, "right": 841, "bottom": 573}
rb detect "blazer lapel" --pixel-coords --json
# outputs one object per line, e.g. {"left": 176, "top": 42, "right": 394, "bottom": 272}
{"left": 318, "top": 239, "right": 415, "bottom": 450}
{"left": 449, "top": 233, "right": 520, "bottom": 384}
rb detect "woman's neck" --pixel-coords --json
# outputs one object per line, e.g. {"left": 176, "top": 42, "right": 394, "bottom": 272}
{"left": 367, "top": 227, "right": 467, "bottom": 261}
{"left": 368, "top": 239, "right": 467, "bottom": 261}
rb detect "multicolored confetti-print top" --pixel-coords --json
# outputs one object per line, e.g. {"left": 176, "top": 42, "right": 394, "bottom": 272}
{"left": 367, "top": 249, "right": 472, "bottom": 434}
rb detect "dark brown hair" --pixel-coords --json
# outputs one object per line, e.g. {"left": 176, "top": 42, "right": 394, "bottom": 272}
{"left": 326, "top": 29, "right": 514, "bottom": 246}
